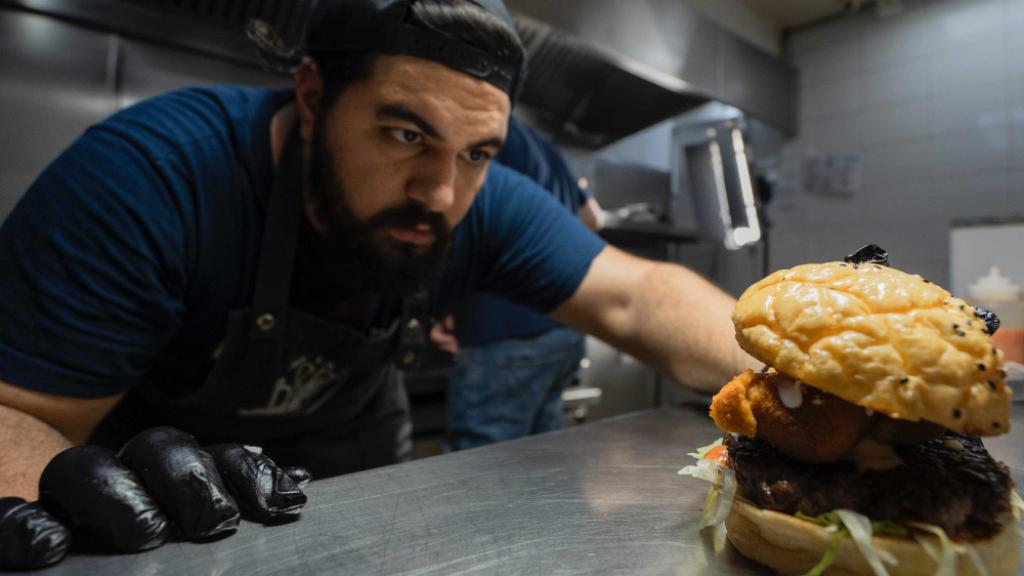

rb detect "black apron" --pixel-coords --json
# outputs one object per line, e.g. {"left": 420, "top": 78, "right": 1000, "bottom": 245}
{"left": 91, "top": 136, "right": 430, "bottom": 479}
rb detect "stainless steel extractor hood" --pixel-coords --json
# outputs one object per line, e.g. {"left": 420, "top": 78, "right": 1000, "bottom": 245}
{"left": 2, "top": 0, "right": 797, "bottom": 149}
{"left": 507, "top": 0, "right": 797, "bottom": 147}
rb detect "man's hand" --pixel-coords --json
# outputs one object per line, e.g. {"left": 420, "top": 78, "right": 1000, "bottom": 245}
{"left": 0, "top": 497, "right": 70, "bottom": 569}
{"left": 0, "top": 426, "right": 309, "bottom": 569}
{"left": 430, "top": 315, "right": 460, "bottom": 355}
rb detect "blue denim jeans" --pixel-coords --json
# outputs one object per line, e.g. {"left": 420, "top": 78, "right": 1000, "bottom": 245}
{"left": 444, "top": 327, "right": 585, "bottom": 452}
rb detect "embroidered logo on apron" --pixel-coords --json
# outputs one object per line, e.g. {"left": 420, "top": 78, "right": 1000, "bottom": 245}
{"left": 238, "top": 355, "right": 347, "bottom": 416}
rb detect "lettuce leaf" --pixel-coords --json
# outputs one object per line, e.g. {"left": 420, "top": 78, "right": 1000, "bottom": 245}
{"left": 679, "top": 437, "right": 735, "bottom": 528}
{"left": 686, "top": 437, "right": 723, "bottom": 461}
{"left": 835, "top": 509, "right": 895, "bottom": 576}
{"left": 803, "top": 531, "right": 843, "bottom": 576}
{"left": 908, "top": 522, "right": 956, "bottom": 576}
{"left": 795, "top": 511, "right": 907, "bottom": 538}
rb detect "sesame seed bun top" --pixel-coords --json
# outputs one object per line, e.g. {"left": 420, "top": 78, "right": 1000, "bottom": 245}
{"left": 732, "top": 261, "right": 1012, "bottom": 436}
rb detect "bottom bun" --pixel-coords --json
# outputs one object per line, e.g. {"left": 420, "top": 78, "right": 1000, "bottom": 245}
{"left": 724, "top": 498, "right": 1020, "bottom": 576}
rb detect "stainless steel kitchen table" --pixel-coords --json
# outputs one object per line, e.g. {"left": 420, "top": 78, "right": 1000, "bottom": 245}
{"left": 9, "top": 403, "right": 1024, "bottom": 576}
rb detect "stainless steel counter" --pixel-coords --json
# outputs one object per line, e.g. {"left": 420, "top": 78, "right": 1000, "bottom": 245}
{"left": 10, "top": 403, "right": 1024, "bottom": 576}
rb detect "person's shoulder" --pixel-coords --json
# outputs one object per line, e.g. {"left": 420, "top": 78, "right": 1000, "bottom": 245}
{"left": 118, "top": 85, "right": 286, "bottom": 119}
{"left": 98, "top": 85, "right": 289, "bottom": 159}
{"left": 463, "top": 163, "right": 562, "bottom": 241}
{"left": 482, "top": 161, "right": 541, "bottom": 191}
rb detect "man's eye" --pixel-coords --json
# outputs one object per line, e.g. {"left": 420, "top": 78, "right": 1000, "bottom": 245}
{"left": 464, "top": 149, "right": 492, "bottom": 164}
{"left": 389, "top": 128, "right": 422, "bottom": 144}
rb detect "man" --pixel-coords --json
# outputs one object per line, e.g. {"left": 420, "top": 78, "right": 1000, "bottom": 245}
{"left": 0, "top": 0, "right": 756, "bottom": 567}
{"left": 441, "top": 117, "right": 602, "bottom": 451}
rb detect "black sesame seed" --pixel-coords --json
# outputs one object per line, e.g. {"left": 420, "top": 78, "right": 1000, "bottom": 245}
{"left": 959, "top": 305, "right": 965, "bottom": 310}
{"left": 953, "top": 409, "right": 962, "bottom": 419}
{"left": 988, "top": 380, "right": 997, "bottom": 390}
{"left": 952, "top": 323, "right": 960, "bottom": 330}
{"left": 957, "top": 331, "right": 966, "bottom": 337}
{"left": 978, "top": 363, "right": 986, "bottom": 371}
{"left": 999, "top": 369, "right": 1007, "bottom": 378}
{"left": 993, "top": 422, "right": 1001, "bottom": 429}
{"left": 967, "top": 320, "right": 973, "bottom": 328}
{"left": 899, "top": 376, "right": 909, "bottom": 384}
{"left": 840, "top": 263, "right": 847, "bottom": 267}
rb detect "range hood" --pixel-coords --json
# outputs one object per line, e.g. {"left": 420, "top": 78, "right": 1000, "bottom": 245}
{"left": 507, "top": 0, "right": 797, "bottom": 147}
{"left": 3, "top": 0, "right": 796, "bottom": 149}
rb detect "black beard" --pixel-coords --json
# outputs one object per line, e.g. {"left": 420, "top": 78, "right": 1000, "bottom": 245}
{"left": 291, "top": 115, "right": 450, "bottom": 307}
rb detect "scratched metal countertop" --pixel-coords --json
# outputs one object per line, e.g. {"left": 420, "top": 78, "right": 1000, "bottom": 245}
{"left": 11, "top": 403, "right": 1024, "bottom": 576}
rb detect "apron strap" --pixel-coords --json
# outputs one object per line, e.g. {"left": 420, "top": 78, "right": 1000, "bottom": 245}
{"left": 394, "top": 289, "right": 432, "bottom": 369}
{"left": 248, "top": 131, "right": 303, "bottom": 340}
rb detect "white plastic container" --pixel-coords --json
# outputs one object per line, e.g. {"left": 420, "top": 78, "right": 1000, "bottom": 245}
{"left": 968, "top": 266, "right": 1024, "bottom": 367}
{"left": 968, "top": 267, "right": 1024, "bottom": 328}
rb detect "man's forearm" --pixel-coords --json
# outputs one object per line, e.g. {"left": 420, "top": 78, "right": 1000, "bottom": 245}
{"left": 0, "top": 405, "right": 73, "bottom": 500}
{"left": 552, "top": 247, "right": 759, "bottom": 394}
{"left": 619, "top": 262, "right": 760, "bottom": 393}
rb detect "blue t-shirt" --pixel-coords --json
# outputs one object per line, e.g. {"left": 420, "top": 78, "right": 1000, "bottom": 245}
{"left": 454, "top": 118, "right": 589, "bottom": 346}
{"left": 0, "top": 86, "right": 606, "bottom": 399}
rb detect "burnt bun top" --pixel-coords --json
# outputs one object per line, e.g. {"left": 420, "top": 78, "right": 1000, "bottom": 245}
{"left": 733, "top": 260, "right": 1012, "bottom": 436}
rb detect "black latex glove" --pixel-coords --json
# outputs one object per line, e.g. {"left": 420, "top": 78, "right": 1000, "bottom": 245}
{"left": 10, "top": 426, "right": 309, "bottom": 567}
{"left": 39, "top": 445, "right": 169, "bottom": 552}
{"left": 0, "top": 497, "right": 70, "bottom": 569}
{"left": 206, "top": 444, "right": 308, "bottom": 523}
{"left": 119, "top": 427, "right": 240, "bottom": 540}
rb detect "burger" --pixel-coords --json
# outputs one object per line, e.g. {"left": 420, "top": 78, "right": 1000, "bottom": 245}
{"left": 681, "top": 245, "right": 1023, "bottom": 576}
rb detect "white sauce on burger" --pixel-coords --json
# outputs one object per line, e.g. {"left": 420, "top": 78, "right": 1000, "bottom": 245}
{"left": 776, "top": 379, "right": 804, "bottom": 409}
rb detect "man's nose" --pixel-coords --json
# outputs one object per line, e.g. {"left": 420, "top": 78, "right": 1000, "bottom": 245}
{"left": 407, "top": 152, "right": 456, "bottom": 213}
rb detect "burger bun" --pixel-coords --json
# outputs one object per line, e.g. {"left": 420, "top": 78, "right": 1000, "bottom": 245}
{"left": 724, "top": 498, "right": 1021, "bottom": 576}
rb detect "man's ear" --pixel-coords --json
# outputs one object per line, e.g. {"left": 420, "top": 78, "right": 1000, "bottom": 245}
{"left": 294, "top": 57, "right": 323, "bottom": 142}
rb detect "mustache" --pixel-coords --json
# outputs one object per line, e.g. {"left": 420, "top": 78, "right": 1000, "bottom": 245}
{"left": 362, "top": 204, "right": 449, "bottom": 237}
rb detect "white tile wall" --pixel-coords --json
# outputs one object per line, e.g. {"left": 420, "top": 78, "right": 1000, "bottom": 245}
{"left": 930, "top": 79, "right": 1007, "bottom": 134}
{"left": 801, "top": 77, "right": 865, "bottom": 119}
{"left": 930, "top": 0, "right": 1005, "bottom": 48}
{"left": 804, "top": 113, "right": 864, "bottom": 152}
{"left": 863, "top": 138, "right": 933, "bottom": 184}
{"left": 925, "top": 172, "right": 1011, "bottom": 220}
{"left": 930, "top": 126, "right": 1009, "bottom": 176}
{"left": 863, "top": 179, "right": 929, "bottom": 222}
{"left": 1011, "top": 171, "right": 1024, "bottom": 211}
{"left": 862, "top": 100, "right": 930, "bottom": 144}
{"left": 861, "top": 59, "right": 930, "bottom": 106}
{"left": 1013, "top": 127, "right": 1024, "bottom": 169}
{"left": 1011, "top": 72, "right": 1024, "bottom": 167}
{"left": 1009, "top": 0, "right": 1024, "bottom": 32}
{"left": 861, "top": 10, "right": 936, "bottom": 70}
{"left": 930, "top": 37, "right": 1005, "bottom": 92}
{"left": 795, "top": 41, "right": 862, "bottom": 86}
{"left": 773, "top": 0, "right": 1021, "bottom": 282}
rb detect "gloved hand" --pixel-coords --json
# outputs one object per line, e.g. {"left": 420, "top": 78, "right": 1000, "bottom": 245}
{"left": 0, "top": 497, "right": 71, "bottom": 569}
{"left": 0, "top": 426, "right": 309, "bottom": 569}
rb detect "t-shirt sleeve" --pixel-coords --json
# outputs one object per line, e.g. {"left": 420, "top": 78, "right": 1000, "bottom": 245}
{"left": 446, "top": 163, "right": 607, "bottom": 313}
{"left": 0, "top": 126, "right": 190, "bottom": 398}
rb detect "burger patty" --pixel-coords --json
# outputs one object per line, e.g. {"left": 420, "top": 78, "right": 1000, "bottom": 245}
{"left": 725, "top": 433, "right": 1014, "bottom": 540}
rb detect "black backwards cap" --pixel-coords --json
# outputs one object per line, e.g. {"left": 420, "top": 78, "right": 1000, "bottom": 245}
{"left": 303, "top": 0, "right": 525, "bottom": 100}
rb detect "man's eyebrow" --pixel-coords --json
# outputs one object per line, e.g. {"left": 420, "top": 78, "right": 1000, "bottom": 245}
{"left": 377, "top": 105, "right": 441, "bottom": 139}
{"left": 469, "top": 136, "right": 505, "bottom": 150}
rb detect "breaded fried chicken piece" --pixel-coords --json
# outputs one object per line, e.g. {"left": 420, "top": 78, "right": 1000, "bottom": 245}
{"left": 710, "top": 370, "right": 760, "bottom": 438}
{"left": 711, "top": 370, "right": 873, "bottom": 463}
